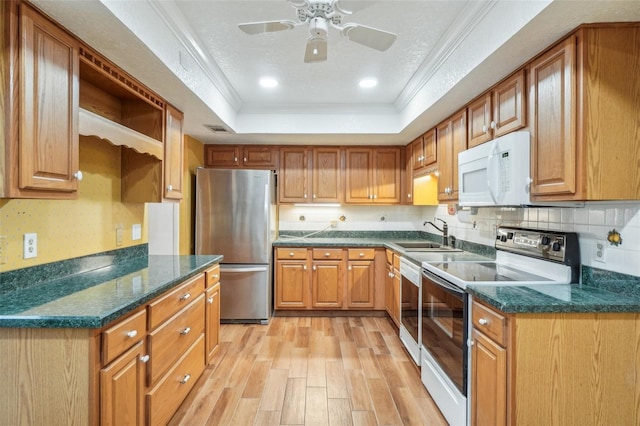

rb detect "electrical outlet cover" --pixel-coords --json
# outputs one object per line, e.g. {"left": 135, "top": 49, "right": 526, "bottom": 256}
{"left": 24, "top": 233, "right": 37, "bottom": 259}
{"left": 132, "top": 224, "right": 142, "bottom": 240}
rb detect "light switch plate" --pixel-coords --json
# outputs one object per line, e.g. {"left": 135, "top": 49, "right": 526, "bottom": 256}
{"left": 24, "top": 233, "right": 37, "bottom": 259}
{"left": 132, "top": 224, "right": 142, "bottom": 240}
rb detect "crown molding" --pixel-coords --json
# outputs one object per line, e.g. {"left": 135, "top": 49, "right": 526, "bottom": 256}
{"left": 394, "top": 0, "right": 498, "bottom": 111}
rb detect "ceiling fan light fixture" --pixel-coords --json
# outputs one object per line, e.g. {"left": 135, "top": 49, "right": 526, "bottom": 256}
{"left": 359, "top": 78, "right": 377, "bottom": 88}
{"left": 259, "top": 77, "right": 279, "bottom": 88}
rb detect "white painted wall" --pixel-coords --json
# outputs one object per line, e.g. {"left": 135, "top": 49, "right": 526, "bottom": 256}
{"left": 279, "top": 201, "right": 640, "bottom": 277}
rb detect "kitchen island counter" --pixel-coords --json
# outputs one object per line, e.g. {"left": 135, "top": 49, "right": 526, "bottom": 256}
{"left": 0, "top": 254, "right": 222, "bottom": 328}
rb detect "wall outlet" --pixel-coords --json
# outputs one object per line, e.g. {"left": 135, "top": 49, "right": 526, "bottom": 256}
{"left": 116, "top": 227, "right": 123, "bottom": 246}
{"left": 0, "top": 236, "right": 7, "bottom": 265}
{"left": 593, "top": 241, "right": 606, "bottom": 263}
{"left": 23, "top": 233, "right": 37, "bottom": 259}
{"left": 132, "top": 224, "right": 142, "bottom": 240}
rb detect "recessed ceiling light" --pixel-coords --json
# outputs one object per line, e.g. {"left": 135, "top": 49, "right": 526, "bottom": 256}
{"left": 259, "top": 77, "right": 278, "bottom": 88}
{"left": 359, "top": 78, "right": 378, "bottom": 88}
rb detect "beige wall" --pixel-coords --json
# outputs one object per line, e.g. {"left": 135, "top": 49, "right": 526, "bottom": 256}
{"left": 179, "top": 135, "right": 204, "bottom": 255}
{"left": 0, "top": 139, "right": 146, "bottom": 272}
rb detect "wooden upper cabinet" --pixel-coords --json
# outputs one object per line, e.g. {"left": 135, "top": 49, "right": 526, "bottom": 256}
{"left": 163, "top": 104, "right": 184, "bottom": 200}
{"left": 529, "top": 25, "right": 640, "bottom": 201}
{"left": 205, "top": 145, "right": 277, "bottom": 169}
{"left": 411, "top": 129, "right": 437, "bottom": 174}
{"left": 437, "top": 109, "right": 467, "bottom": 201}
{"left": 312, "top": 147, "right": 342, "bottom": 203}
{"left": 467, "top": 69, "right": 525, "bottom": 148}
{"left": 402, "top": 144, "right": 413, "bottom": 204}
{"left": 528, "top": 36, "right": 577, "bottom": 197}
{"left": 279, "top": 147, "right": 309, "bottom": 203}
{"left": 3, "top": 2, "right": 81, "bottom": 198}
{"left": 345, "top": 148, "right": 401, "bottom": 204}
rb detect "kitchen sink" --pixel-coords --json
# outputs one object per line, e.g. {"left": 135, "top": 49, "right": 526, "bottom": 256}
{"left": 393, "top": 242, "right": 462, "bottom": 252}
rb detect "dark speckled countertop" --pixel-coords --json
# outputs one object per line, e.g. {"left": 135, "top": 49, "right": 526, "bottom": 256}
{"left": 0, "top": 254, "right": 222, "bottom": 328}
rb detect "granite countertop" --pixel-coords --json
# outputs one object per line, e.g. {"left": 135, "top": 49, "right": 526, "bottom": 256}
{"left": 0, "top": 255, "right": 222, "bottom": 328}
{"left": 467, "top": 283, "right": 640, "bottom": 314}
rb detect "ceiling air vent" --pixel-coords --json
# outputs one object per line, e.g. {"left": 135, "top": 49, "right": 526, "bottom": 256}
{"left": 204, "top": 124, "right": 231, "bottom": 134}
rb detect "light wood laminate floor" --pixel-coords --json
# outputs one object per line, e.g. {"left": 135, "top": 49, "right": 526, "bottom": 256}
{"left": 170, "top": 316, "right": 448, "bottom": 426}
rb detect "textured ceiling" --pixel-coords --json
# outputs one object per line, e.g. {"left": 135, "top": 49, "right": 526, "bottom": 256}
{"left": 30, "top": 0, "right": 640, "bottom": 145}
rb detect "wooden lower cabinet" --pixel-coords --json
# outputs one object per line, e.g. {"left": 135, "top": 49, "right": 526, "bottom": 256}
{"left": 275, "top": 257, "right": 311, "bottom": 309}
{"left": 312, "top": 260, "right": 343, "bottom": 308}
{"left": 470, "top": 299, "right": 640, "bottom": 425}
{"left": 205, "top": 283, "right": 221, "bottom": 362}
{"left": 347, "top": 249, "right": 376, "bottom": 308}
{"left": 100, "top": 341, "right": 147, "bottom": 426}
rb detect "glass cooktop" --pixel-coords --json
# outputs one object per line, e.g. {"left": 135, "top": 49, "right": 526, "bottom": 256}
{"left": 426, "top": 262, "right": 553, "bottom": 283}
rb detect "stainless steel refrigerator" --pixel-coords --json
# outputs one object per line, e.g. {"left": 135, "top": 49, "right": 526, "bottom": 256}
{"left": 195, "top": 168, "right": 277, "bottom": 324}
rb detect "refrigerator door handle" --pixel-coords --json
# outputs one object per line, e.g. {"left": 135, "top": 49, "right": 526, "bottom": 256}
{"left": 264, "top": 183, "right": 270, "bottom": 259}
{"left": 220, "top": 266, "right": 269, "bottom": 273}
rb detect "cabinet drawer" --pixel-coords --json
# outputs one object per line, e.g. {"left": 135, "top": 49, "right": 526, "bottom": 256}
{"left": 276, "top": 248, "right": 308, "bottom": 260}
{"left": 205, "top": 264, "right": 220, "bottom": 288}
{"left": 147, "top": 335, "right": 206, "bottom": 426}
{"left": 148, "top": 295, "right": 205, "bottom": 385}
{"left": 148, "top": 274, "right": 205, "bottom": 329}
{"left": 312, "top": 248, "right": 343, "bottom": 260}
{"left": 472, "top": 301, "right": 508, "bottom": 346}
{"left": 102, "top": 309, "right": 147, "bottom": 365}
{"left": 348, "top": 248, "right": 375, "bottom": 260}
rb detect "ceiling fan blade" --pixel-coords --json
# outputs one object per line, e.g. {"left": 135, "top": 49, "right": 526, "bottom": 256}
{"left": 239, "top": 20, "right": 297, "bottom": 35}
{"left": 341, "top": 24, "right": 397, "bottom": 51}
{"left": 304, "top": 37, "right": 327, "bottom": 63}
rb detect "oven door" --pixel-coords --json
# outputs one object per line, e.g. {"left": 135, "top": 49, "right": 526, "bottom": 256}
{"left": 421, "top": 269, "right": 468, "bottom": 395}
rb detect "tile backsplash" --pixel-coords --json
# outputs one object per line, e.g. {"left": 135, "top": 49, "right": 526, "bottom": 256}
{"left": 279, "top": 201, "right": 640, "bottom": 278}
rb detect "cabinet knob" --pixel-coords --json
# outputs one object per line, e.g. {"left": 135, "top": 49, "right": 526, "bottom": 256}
{"left": 373, "top": 194, "right": 377, "bottom": 199}
{"left": 478, "top": 318, "right": 489, "bottom": 325}
{"left": 167, "top": 184, "right": 173, "bottom": 192}
{"left": 234, "top": 157, "right": 238, "bottom": 162}
{"left": 244, "top": 157, "right": 247, "bottom": 162}
{"left": 73, "top": 171, "right": 83, "bottom": 181}
{"left": 359, "top": 252, "right": 364, "bottom": 257}
{"left": 126, "top": 330, "right": 138, "bottom": 338}
{"left": 324, "top": 252, "right": 331, "bottom": 257}
{"left": 304, "top": 194, "right": 307, "bottom": 199}
{"left": 207, "top": 297, "right": 214, "bottom": 304}
{"left": 180, "top": 374, "right": 191, "bottom": 384}
{"left": 180, "top": 292, "right": 191, "bottom": 301}
{"left": 348, "top": 266, "right": 352, "bottom": 271}
{"left": 408, "top": 194, "right": 412, "bottom": 198}
{"left": 180, "top": 327, "right": 191, "bottom": 335}
{"left": 482, "top": 125, "right": 487, "bottom": 133}
{"left": 467, "top": 339, "right": 474, "bottom": 347}
{"left": 312, "top": 265, "right": 317, "bottom": 271}
{"left": 213, "top": 274, "right": 219, "bottom": 279}
{"left": 303, "top": 265, "right": 307, "bottom": 270}
{"left": 390, "top": 272, "right": 395, "bottom": 278}
{"left": 140, "top": 354, "right": 150, "bottom": 363}
{"left": 490, "top": 120, "right": 496, "bottom": 129}
{"left": 289, "top": 252, "right": 295, "bottom": 256}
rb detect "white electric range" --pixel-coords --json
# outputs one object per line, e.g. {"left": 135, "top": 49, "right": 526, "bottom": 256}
{"left": 419, "top": 226, "right": 581, "bottom": 426}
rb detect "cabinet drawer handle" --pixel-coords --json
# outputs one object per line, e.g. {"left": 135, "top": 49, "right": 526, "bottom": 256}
{"left": 312, "top": 265, "right": 317, "bottom": 271}
{"left": 313, "top": 194, "right": 317, "bottom": 198}
{"left": 324, "top": 252, "right": 331, "bottom": 257}
{"left": 74, "top": 170, "right": 83, "bottom": 181}
{"left": 234, "top": 157, "right": 238, "bottom": 162}
{"left": 180, "top": 293, "right": 191, "bottom": 301}
{"left": 180, "top": 374, "right": 191, "bottom": 384}
{"left": 207, "top": 297, "right": 214, "bottom": 304}
{"left": 213, "top": 274, "right": 219, "bottom": 278}
{"left": 167, "top": 184, "right": 173, "bottom": 192}
{"left": 408, "top": 193, "right": 412, "bottom": 198}
{"left": 490, "top": 120, "right": 496, "bottom": 129}
{"left": 359, "top": 252, "right": 364, "bottom": 257}
{"left": 289, "top": 252, "right": 295, "bottom": 257}
{"left": 244, "top": 157, "right": 247, "bottom": 162}
{"left": 126, "top": 330, "right": 138, "bottom": 338}
{"left": 482, "top": 125, "right": 487, "bottom": 133}
{"left": 140, "top": 354, "right": 150, "bottom": 363}
{"left": 304, "top": 194, "right": 307, "bottom": 198}
{"left": 180, "top": 327, "right": 191, "bottom": 335}
{"left": 478, "top": 318, "right": 489, "bottom": 325}
{"left": 348, "top": 266, "right": 352, "bottom": 271}
{"left": 303, "top": 265, "right": 307, "bottom": 270}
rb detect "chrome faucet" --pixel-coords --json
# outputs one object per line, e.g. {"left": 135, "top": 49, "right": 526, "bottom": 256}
{"left": 424, "top": 218, "right": 449, "bottom": 247}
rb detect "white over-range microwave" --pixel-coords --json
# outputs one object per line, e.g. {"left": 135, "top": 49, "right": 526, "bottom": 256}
{"left": 458, "top": 131, "right": 531, "bottom": 207}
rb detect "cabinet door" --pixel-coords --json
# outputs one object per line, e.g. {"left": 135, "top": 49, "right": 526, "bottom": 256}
{"left": 450, "top": 109, "right": 467, "bottom": 201}
{"left": 436, "top": 120, "right": 452, "bottom": 200}
{"left": 411, "top": 137, "right": 424, "bottom": 170}
{"left": 275, "top": 259, "right": 310, "bottom": 308}
{"left": 205, "top": 145, "right": 240, "bottom": 167}
{"left": 529, "top": 36, "right": 576, "bottom": 197}
{"left": 373, "top": 148, "right": 401, "bottom": 203}
{"left": 345, "top": 149, "right": 373, "bottom": 203}
{"left": 312, "top": 147, "right": 342, "bottom": 202}
{"left": 467, "top": 92, "right": 492, "bottom": 148}
{"left": 100, "top": 341, "right": 146, "bottom": 426}
{"left": 493, "top": 69, "right": 525, "bottom": 137}
{"left": 403, "top": 144, "right": 413, "bottom": 204}
{"left": 19, "top": 5, "right": 79, "bottom": 193}
{"left": 347, "top": 260, "right": 375, "bottom": 308}
{"left": 279, "top": 147, "right": 309, "bottom": 203}
{"left": 471, "top": 330, "right": 507, "bottom": 426}
{"left": 242, "top": 146, "right": 277, "bottom": 168}
{"left": 311, "top": 261, "right": 343, "bottom": 308}
{"left": 164, "top": 104, "right": 184, "bottom": 200}
{"left": 385, "top": 264, "right": 394, "bottom": 316}
{"left": 422, "top": 128, "right": 437, "bottom": 166}
{"left": 205, "top": 283, "right": 220, "bottom": 364}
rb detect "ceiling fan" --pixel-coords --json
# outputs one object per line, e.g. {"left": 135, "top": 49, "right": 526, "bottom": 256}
{"left": 238, "top": 0, "right": 397, "bottom": 63}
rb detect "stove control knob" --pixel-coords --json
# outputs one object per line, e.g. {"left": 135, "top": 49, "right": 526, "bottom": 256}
{"left": 541, "top": 236, "right": 551, "bottom": 246}
{"left": 552, "top": 241, "right": 562, "bottom": 251}
{"left": 500, "top": 235, "right": 507, "bottom": 242}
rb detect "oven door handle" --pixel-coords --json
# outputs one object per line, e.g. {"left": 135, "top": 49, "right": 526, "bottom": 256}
{"left": 422, "top": 270, "right": 465, "bottom": 296}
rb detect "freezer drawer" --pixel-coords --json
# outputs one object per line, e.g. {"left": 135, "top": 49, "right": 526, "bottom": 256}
{"left": 220, "top": 264, "right": 271, "bottom": 323}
